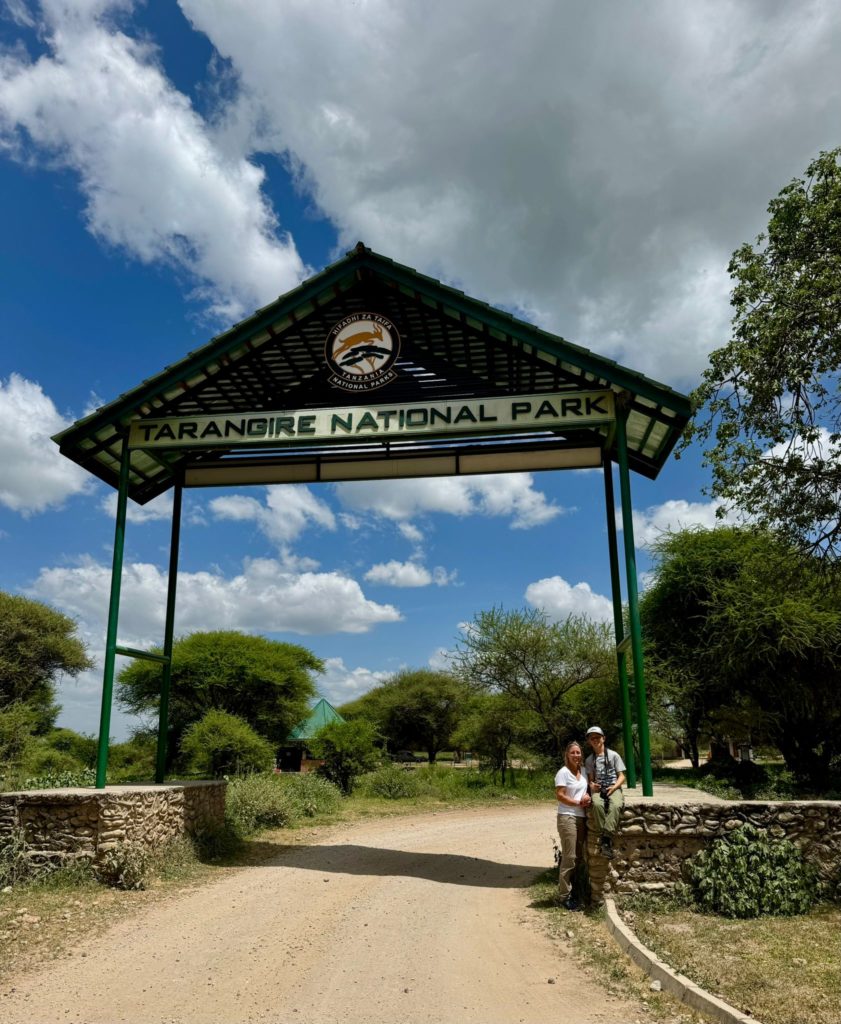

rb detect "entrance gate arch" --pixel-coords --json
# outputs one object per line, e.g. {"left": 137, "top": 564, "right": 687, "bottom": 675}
{"left": 54, "top": 243, "right": 692, "bottom": 795}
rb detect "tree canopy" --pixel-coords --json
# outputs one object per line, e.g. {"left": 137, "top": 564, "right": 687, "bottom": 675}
{"left": 685, "top": 148, "right": 841, "bottom": 556}
{"left": 117, "top": 631, "right": 320, "bottom": 763}
{"left": 0, "top": 591, "right": 92, "bottom": 731}
{"left": 341, "top": 668, "right": 469, "bottom": 763}
{"left": 452, "top": 607, "right": 614, "bottom": 758}
{"left": 310, "top": 719, "right": 380, "bottom": 794}
{"left": 640, "top": 527, "right": 841, "bottom": 783}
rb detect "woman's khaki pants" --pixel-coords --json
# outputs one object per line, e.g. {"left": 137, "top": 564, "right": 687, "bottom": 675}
{"left": 556, "top": 814, "right": 587, "bottom": 898}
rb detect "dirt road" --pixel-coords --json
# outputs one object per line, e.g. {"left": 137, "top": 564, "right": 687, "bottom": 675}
{"left": 1, "top": 805, "right": 642, "bottom": 1024}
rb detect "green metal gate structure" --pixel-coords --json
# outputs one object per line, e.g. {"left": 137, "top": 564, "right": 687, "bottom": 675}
{"left": 53, "top": 244, "right": 692, "bottom": 794}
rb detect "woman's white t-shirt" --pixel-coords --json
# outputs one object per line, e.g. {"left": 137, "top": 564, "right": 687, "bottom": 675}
{"left": 555, "top": 765, "right": 587, "bottom": 818}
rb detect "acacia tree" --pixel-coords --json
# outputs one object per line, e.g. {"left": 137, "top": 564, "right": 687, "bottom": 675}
{"left": 452, "top": 607, "right": 614, "bottom": 759}
{"left": 342, "top": 669, "right": 469, "bottom": 763}
{"left": 0, "top": 591, "right": 92, "bottom": 731}
{"left": 451, "top": 693, "right": 524, "bottom": 783}
{"left": 685, "top": 148, "right": 841, "bottom": 556}
{"left": 310, "top": 719, "right": 380, "bottom": 794}
{"left": 117, "top": 631, "right": 320, "bottom": 766}
{"left": 641, "top": 527, "right": 841, "bottom": 785}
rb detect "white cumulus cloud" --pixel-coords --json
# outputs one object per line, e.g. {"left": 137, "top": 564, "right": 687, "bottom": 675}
{"left": 27, "top": 554, "right": 401, "bottom": 641}
{"left": 525, "top": 575, "right": 613, "bottom": 624}
{"left": 0, "top": 0, "right": 305, "bottom": 320}
{"left": 619, "top": 498, "right": 738, "bottom": 550}
{"left": 179, "top": 0, "right": 841, "bottom": 385}
{"left": 335, "top": 474, "right": 563, "bottom": 531}
{"left": 364, "top": 559, "right": 456, "bottom": 588}
{"left": 316, "top": 656, "right": 392, "bottom": 706}
{"left": 0, "top": 373, "right": 92, "bottom": 514}
{"left": 210, "top": 485, "right": 336, "bottom": 547}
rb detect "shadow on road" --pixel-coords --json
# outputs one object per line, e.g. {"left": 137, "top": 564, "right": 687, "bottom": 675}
{"left": 244, "top": 841, "right": 549, "bottom": 888}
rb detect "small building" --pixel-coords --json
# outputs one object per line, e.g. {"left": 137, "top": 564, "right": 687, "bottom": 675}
{"left": 277, "top": 698, "right": 346, "bottom": 772}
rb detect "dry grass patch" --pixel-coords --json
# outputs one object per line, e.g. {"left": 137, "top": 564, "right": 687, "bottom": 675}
{"left": 529, "top": 874, "right": 706, "bottom": 1024}
{"left": 626, "top": 903, "right": 841, "bottom": 1024}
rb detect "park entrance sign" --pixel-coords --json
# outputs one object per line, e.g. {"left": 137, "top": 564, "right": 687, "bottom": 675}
{"left": 53, "top": 243, "right": 692, "bottom": 795}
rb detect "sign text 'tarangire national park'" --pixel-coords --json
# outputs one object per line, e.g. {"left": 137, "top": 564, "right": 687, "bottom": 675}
{"left": 128, "top": 391, "right": 614, "bottom": 449}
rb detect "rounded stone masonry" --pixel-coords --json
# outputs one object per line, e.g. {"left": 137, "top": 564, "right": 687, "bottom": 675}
{"left": 0, "top": 781, "right": 226, "bottom": 869}
{"left": 593, "top": 800, "right": 841, "bottom": 896}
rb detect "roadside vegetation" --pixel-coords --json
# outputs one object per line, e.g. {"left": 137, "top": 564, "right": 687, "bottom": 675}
{"left": 618, "top": 894, "right": 841, "bottom": 1024}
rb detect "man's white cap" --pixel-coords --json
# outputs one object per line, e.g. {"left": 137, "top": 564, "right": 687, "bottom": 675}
{"left": 585, "top": 725, "right": 605, "bottom": 737}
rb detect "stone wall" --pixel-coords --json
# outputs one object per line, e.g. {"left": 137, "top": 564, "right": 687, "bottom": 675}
{"left": 603, "top": 801, "right": 841, "bottom": 896}
{"left": 0, "top": 782, "right": 225, "bottom": 868}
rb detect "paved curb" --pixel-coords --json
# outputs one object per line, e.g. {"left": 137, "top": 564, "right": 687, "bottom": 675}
{"left": 604, "top": 899, "right": 761, "bottom": 1024}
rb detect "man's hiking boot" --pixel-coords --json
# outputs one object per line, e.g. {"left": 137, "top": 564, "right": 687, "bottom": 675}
{"left": 598, "top": 835, "right": 615, "bottom": 860}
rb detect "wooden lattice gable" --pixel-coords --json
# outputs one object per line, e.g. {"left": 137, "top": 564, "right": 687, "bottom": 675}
{"left": 53, "top": 243, "right": 692, "bottom": 503}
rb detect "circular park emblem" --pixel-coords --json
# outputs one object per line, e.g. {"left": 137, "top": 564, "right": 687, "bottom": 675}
{"left": 325, "top": 313, "right": 400, "bottom": 392}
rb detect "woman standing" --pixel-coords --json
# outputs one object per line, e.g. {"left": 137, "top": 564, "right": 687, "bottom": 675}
{"left": 554, "top": 740, "right": 591, "bottom": 911}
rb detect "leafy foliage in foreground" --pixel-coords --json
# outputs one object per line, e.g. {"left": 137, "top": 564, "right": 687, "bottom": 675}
{"left": 687, "top": 823, "right": 818, "bottom": 918}
{"left": 685, "top": 147, "right": 841, "bottom": 558}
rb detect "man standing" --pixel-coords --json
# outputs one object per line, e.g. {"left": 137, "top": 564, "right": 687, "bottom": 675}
{"left": 584, "top": 726, "right": 626, "bottom": 860}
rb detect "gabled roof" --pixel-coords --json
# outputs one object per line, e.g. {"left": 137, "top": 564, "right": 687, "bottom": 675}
{"left": 286, "top": 698, "right": 346, "bottom": 742}
{"left": 53, "top": 243, "right": 692, "bottom": 502}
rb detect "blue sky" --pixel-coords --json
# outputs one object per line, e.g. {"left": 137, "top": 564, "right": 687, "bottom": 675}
{"left": 1, "top": 1, "right": 840, "bottom": 739}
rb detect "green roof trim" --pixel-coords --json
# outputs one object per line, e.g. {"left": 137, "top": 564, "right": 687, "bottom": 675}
{"left": 286, "top": 698, "right": 346, "bottom": 741}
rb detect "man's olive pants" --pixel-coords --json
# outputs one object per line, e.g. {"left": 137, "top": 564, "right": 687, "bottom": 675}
{"left": 589, "top": 786, "right": 624, "bottom": 836}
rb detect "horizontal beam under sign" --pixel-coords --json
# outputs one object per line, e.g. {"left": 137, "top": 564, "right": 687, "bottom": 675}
{"left": 115, "top": 645, "right": 170, "bottom": 664}
{"left": 184, "top": 446, "right": 602, "bottom": 488}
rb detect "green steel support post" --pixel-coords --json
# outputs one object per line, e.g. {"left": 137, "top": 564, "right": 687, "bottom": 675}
{"left": 603, "top": 459, "right": 637, "bottom": 789}
{"left": 95, "top": 434, "right": 130, "bottom": 789}
{"left": 155, "top": 476, "right": 183, "bottom": 783}
{"left": 615, "top": 409, "right": 654, "bottom": 796}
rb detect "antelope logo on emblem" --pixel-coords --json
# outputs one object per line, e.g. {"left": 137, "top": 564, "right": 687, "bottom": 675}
{"left": 325, "top": 313, "right": 400, "bottom": 392}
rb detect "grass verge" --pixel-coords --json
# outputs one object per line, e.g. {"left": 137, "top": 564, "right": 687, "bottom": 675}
{"left": 528, "top": 872, "right": 706, "bottom": 1024}
{"left": 621, "top": 897, "right": 841, "bottom": 1024}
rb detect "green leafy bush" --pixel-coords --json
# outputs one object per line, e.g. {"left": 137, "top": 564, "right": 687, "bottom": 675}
{"left": 180, "top": 710, "right": 275, "bottom": 778}
{"left": 310, "top": 719, "right": 380, "bottom": 794}
{"left": 0, "top": 827, "right": 37, "bottom": 887}
{"left": 359, "top": 763, "right": 424, "bottom": 799}
{"left": 687, "top": 823, "right": 818, "bottom": 917}
{"left": 108, "top": 731, "right": 156, "bottom": 782}
{"left": 96, "top": 842, "right": 152, "bottom": 891}
{"left": 22, "top": 746, "right": 86, "bottom": 778}
{"left": 43, "top": 728, "right": 98, "bottom": 766}
{"left": 225, "top": 773, "right": 298, "bottom": 835}
{"left": 282, "top": 772, "right": 342, "bottom": 817}
{"left": 21, "top": 766, "right": 96, "bottom": 790}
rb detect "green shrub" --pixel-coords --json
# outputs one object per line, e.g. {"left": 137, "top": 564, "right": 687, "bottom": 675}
{"left": 109, "top": 732, "right": 156, "bottom": 781}
{"left": 360, "top": 763, "right": 424, "bottom": 799}
{"left": 44, "top": 728, "right": 98, "bottom": 766}
{"left": 180, "top": 710, "right": 275, "bottom": 778}
{"left": 96, "top": 842, "right": 153, "bottom": 891}
{"left": 0, "top": 703, "right": 37, "bottom": 775}
{"left": 282, "top": 772, "right": 342, "bottom": 817}
{"left": 687, "top": 823, "right": 818, "bottom": 917}
{"left": 310, "top": 719, "right": 379, "bottom": 794}
{"left": 21, "top": 766, "right": 96, "bottom": 790}
{"left": 225, "top": 773, "right": 298, "bottom": 836}
{"left": 0, "top": 827, "right": 37, "bottom": 887}
{"left": 23, "top": 746, "right": 86, "bottom": 778}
